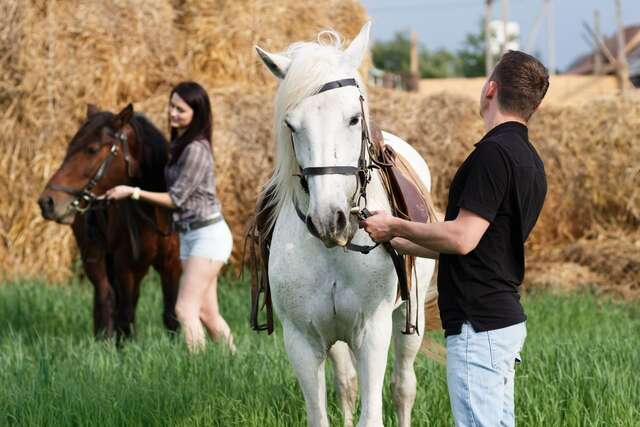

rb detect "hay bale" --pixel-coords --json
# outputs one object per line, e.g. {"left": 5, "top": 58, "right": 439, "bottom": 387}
{"left": 0, "top": 0, "right": 367, "bottom": 282}
{"left": 174, "top": 0, "right": 367, "bottom": 88}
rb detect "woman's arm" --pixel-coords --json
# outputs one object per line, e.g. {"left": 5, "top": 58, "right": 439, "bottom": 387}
{"left": 104, "top": 185, "right": 175, "bottom": 209}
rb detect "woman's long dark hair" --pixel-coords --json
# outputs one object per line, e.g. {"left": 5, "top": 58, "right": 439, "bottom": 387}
{"left": 168, "top": 81, "right": 213, "bottom": 165}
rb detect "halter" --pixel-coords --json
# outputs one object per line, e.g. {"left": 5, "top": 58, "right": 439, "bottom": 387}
{"left": 291, "top": 78, "right": 380, "bottom": 254}
{"left": 46, "top": 128, "right": 134, "bottom": 215}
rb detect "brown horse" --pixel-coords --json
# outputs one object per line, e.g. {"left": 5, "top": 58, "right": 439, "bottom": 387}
{"left": 38, "top": 103, "right": 182, "bottom": 341}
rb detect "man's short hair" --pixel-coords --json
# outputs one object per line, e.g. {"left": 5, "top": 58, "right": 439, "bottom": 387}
{"left": 491, "top": 51, "right": 550, "bottom": 120}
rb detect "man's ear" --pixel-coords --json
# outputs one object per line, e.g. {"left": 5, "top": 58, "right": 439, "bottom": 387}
{"left": 485, "top": 81, "right": 497, "bottom": 98}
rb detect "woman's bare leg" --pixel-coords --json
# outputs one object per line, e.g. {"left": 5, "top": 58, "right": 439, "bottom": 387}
{"left": 199, "top": 263, "right": 236, "bottom": 353}
{"left": 174, "top": 257, "right": 216, "bottom": 352}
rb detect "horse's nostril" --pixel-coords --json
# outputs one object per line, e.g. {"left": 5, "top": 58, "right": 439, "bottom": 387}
{"left": 335, "top": 209, "right": 347, "bottom": 234}
{"left": 38, "top": 196, "right": 54, "bottom": 214}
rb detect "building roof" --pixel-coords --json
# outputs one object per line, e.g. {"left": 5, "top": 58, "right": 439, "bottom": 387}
{"left": 566, "top": 24, "right": 640, "bottom": 75}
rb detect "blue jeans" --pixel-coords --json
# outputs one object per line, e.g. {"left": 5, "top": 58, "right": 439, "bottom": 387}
{"left": 446, "top": 321, "right": 526, "bottom": 427}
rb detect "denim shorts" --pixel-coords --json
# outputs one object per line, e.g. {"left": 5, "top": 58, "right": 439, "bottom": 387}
{"left": 179, "top": 218, "right": 233, "bottom": 263}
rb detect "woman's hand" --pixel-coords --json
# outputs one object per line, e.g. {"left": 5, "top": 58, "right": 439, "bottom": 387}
{"left": 105, "top": 185, "right": 135, "bottom": 200}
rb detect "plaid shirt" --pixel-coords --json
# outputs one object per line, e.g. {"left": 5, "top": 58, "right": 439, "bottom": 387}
{"left": 164, "top": 139, "right": 221, "bottom": 225}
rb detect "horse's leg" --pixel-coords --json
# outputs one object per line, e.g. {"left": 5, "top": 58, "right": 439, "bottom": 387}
{"left": 153, "top": 239, "right": 181, "bottom": 334}
{"left": 391, "top": 261, "right": 433, "bottom": 427}
{"left": 353, "top": 314, "right": 394, "bottom": 427}
{"left": 284, "top": 324, "right": 330, "bottom": 427}
{"left": 83, "top": 258, "right": 115, "bottom": 339}
{"left": 84, "top": 257, "right": 115, "bottom": 339}
{"left": 113, "top": 256, "right": 148, "bottom": 341}
{"left": 390, "top": 302, "right": 426, "bottom": 427}
{"left": 328, "top": 341, "right": 358, "bottom": 427}
{"left": 72, "top": 220, "right": 114, "bottom": 339}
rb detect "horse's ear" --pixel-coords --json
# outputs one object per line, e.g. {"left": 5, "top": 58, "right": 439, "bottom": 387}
{"left": 255, "top": 45, "right": 291, "bottom": 79}
{"left": 87, "top": 104, "right": 100, "bottom": 118}
{"left": 112, "top": 103, "right": 134, "bottom": 129}
{"left": 344, "top": 21, "right": 371, "bottom": 69}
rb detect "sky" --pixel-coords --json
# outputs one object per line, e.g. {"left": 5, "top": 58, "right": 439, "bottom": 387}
{"left": 360, "top": 0, "right": 640, "bottom": 71}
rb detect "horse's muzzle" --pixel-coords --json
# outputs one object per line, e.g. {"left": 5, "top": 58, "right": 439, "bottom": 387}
{"left": 37, "top": 192, "right": 74, "bottom": 224}
{"left": 307, "top": 207, "right": 357, "bottom": 248}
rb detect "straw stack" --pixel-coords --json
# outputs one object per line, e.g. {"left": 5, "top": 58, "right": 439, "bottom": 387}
{"left": 0, "top": 0, "right": 366, "bottom": 282}
{"left": 1, "top": 1, "right": 637, "bottom": 299}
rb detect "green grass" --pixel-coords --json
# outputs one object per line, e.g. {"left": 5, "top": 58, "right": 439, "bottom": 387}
{"left": 1, "top": 274, "right": 638, "bottom": 427}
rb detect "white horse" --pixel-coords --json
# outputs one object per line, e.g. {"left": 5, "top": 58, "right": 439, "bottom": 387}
{"left": 256, "top": 22, "right": 437, "bottom": 427}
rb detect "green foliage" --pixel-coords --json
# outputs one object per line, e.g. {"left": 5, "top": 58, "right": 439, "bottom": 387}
{"left": 1, "top": 277, "right": 638, "bottom": 426}
{"left": 371, "top": 22, "right": 499, "bottom": 78}
{"left": 457, "top": 27, "right": 487, "bottom": 78}
{"left": 371, "top": 32, "right": 413, "bottom": 75}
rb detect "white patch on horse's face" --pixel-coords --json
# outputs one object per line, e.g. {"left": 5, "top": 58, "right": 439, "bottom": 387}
{"left": 288, "top": 86, "right": 363, "bottom": 246}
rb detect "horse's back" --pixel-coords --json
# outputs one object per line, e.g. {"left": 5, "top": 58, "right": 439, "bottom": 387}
{"left": 381, "top": 131, "right": 432, "bottom": 191}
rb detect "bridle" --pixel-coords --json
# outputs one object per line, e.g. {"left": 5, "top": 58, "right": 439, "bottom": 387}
{"left": 46, "top": 127, "right": 134, "bottom": 215}
{"left": 291, "top": 78, "right": 382, "bottom": 254}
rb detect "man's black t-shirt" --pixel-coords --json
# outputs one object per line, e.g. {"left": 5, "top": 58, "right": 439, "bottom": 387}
{"left": 437, "top": 121, "right": 547, "bottom": 337}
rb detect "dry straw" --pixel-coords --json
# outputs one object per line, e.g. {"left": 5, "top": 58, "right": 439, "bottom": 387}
{"left": 1, "top": 1, "right": 637, "bottom": 299}
{"left": 0, "top": 0, "right": 366, "bottom": 282}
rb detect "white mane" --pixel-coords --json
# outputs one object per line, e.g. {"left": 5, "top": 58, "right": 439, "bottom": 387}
{"left": 261, "top": 30, "right": 369, "bottom": 234}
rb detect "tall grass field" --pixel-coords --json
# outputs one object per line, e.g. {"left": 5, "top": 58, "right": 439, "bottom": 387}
{"left": 1, "top": 273, "right": 638, "bottom": 426}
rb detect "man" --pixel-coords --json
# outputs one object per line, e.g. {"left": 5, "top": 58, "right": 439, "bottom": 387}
{"left": 361, "top": 50, "right": 549, "bottom": 426}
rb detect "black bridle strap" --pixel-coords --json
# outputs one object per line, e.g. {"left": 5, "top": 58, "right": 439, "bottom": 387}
{"left": 302, "top": 166, "right": 359, "bottom": 176}
{"left": 316, "top": 78, "right": 358, "bottom": 94}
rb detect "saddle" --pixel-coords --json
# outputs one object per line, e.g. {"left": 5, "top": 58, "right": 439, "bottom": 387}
{"left": 246, "top": 125, "right": 441, "bottom": 335}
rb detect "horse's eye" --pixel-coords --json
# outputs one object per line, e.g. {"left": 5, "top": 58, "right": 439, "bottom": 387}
{"left": 349, "top": 115, "right": 360, "bottom": 127}
{"left": 86, "top": 144, "right": 100, "bottom": 155}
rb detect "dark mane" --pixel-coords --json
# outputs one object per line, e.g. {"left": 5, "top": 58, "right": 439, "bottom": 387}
{"left": 129, "top": 114, "right": 169, "bottom": 192}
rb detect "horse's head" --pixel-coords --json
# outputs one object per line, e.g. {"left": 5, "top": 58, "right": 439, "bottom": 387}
{"left": 257, "top": 22, "right": 372, "bottom": 247}
{"left": 38, "top": 103, "right": 140, "bottom": 224}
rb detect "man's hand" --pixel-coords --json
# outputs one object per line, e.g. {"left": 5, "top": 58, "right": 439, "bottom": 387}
{"left": 360, "top": 210, "right": 397, "bottom": 242}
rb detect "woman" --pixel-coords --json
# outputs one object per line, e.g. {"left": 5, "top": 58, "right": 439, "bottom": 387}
{"left": 106, "top": 81, "right": 235, "bottom": 353}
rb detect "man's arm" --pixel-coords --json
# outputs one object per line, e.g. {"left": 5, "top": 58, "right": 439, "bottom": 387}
{"left": 392, "top": 208, "right": 490, "bottom": 255}
{"left": 390, "top": 237, "right": 440, "bottom": 259}
{"left": 361, "top": 208, "right": 490, "bottom": 256}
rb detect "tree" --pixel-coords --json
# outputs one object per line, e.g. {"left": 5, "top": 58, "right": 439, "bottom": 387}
{"left": 372, "top": 32, "right": 458, "bottom": 78}
{"left": 371, "top": 32, "right": 412, "bottom": 75}
{"left": 457, "top": 28, "right": 486, "bottom": 77}
{"left": 420, "top": 48, "right": 458, "bottom": 78}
